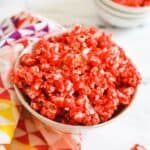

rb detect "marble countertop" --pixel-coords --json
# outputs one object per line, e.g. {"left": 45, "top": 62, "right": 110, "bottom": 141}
{"left": 1, "top": 0, "right": 150, "bottom": 149}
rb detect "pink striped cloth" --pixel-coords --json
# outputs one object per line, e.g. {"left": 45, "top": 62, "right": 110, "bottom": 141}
{"left": 0, "top": 12, "right": 81, "bottom": 150}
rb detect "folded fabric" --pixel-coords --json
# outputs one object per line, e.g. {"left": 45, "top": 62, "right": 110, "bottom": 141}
{"left": 0, "top": 12, "right": 81, "bottom": 150}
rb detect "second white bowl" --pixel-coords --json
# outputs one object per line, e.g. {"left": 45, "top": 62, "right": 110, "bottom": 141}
{"left": 95, "top": 0, "right": 150, "bottom": 28}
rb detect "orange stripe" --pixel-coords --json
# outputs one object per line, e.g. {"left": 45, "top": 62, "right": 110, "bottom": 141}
{"left": 0, "top": 144, "right": 10, "bottom": 150}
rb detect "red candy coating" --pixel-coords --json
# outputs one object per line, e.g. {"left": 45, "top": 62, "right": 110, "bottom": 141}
{"left": 131, "top": 144, "right": 147, "bottom": 150}
{"left": 112, "top": 0, "right": 150, "bottom": 7}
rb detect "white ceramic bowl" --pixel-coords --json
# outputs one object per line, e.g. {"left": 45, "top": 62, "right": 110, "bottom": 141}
{"left": 99, "top": 0, "right": 150, "bottom": 18}
{"left": 14, "top": 41, "right": 138, "bottom": 134}
{"left": 95, "top": 0, "right": 150, "bottom": 28}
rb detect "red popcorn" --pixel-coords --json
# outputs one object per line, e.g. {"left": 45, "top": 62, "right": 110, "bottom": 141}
{"left": 112, "top": 0, "right": 150, "bottom": 7}
{"left": 143, "top": 0, "right": 150, "bottom": 5}
{"left": 11, "top": 25, "right": 141, "bottom": 125}
{"left": 40, "top": 101, "right": 58, "bottom": 120}
{"left": 20, "top": 53, "right": 37, "bottom": 66}
{"left": 131, "top": 144, "right": 147, "bottom": 150}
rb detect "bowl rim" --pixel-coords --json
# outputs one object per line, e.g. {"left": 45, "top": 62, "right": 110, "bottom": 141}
{"left": 101, "top": 0, "right": 150, "bottom": 14}
{"left": 14, "top": 39, "right": 139, "bottom": 133}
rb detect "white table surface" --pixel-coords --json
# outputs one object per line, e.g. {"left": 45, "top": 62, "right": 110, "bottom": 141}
{"left": 0, "top": 0, "right": 150, "bottom": 149}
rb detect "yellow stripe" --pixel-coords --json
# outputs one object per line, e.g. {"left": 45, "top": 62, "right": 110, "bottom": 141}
{"left": 0, "top": 99, "right": 18, "bottom": 122}
{"left": 0, "top": 124, "right": 16, "bottom": 139}
{"left": 0, "top": 99, "right": 19, "bottom": 139}
{"left": 0, "top": 99, "right": 13, "bottom": 105}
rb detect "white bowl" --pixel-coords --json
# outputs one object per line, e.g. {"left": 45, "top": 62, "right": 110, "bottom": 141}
{"left": 14, "top": 41, "right": 138, "bottom": 134}
{"left": 102, "top": 0, "right": 150, "bottom": 14}
{"left": 99, "top": 0, "right": 150, "bottom": 18}
{"left": 95, "top": 0, "right": 150, "bottom": 28}
{"left": 100, "top": 0, "right": 150, "bottom": 19}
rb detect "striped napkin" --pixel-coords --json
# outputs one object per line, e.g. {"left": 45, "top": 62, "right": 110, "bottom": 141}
{"left": 0, "top": 12, "right": 81, "bottom": 150}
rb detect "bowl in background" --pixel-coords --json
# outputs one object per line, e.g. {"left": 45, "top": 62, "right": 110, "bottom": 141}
{"left": 102, "top": 0, "right": 150, "bottom": 14}
{"left": 95, "top": 0, "right": 150, "bottom": 28}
